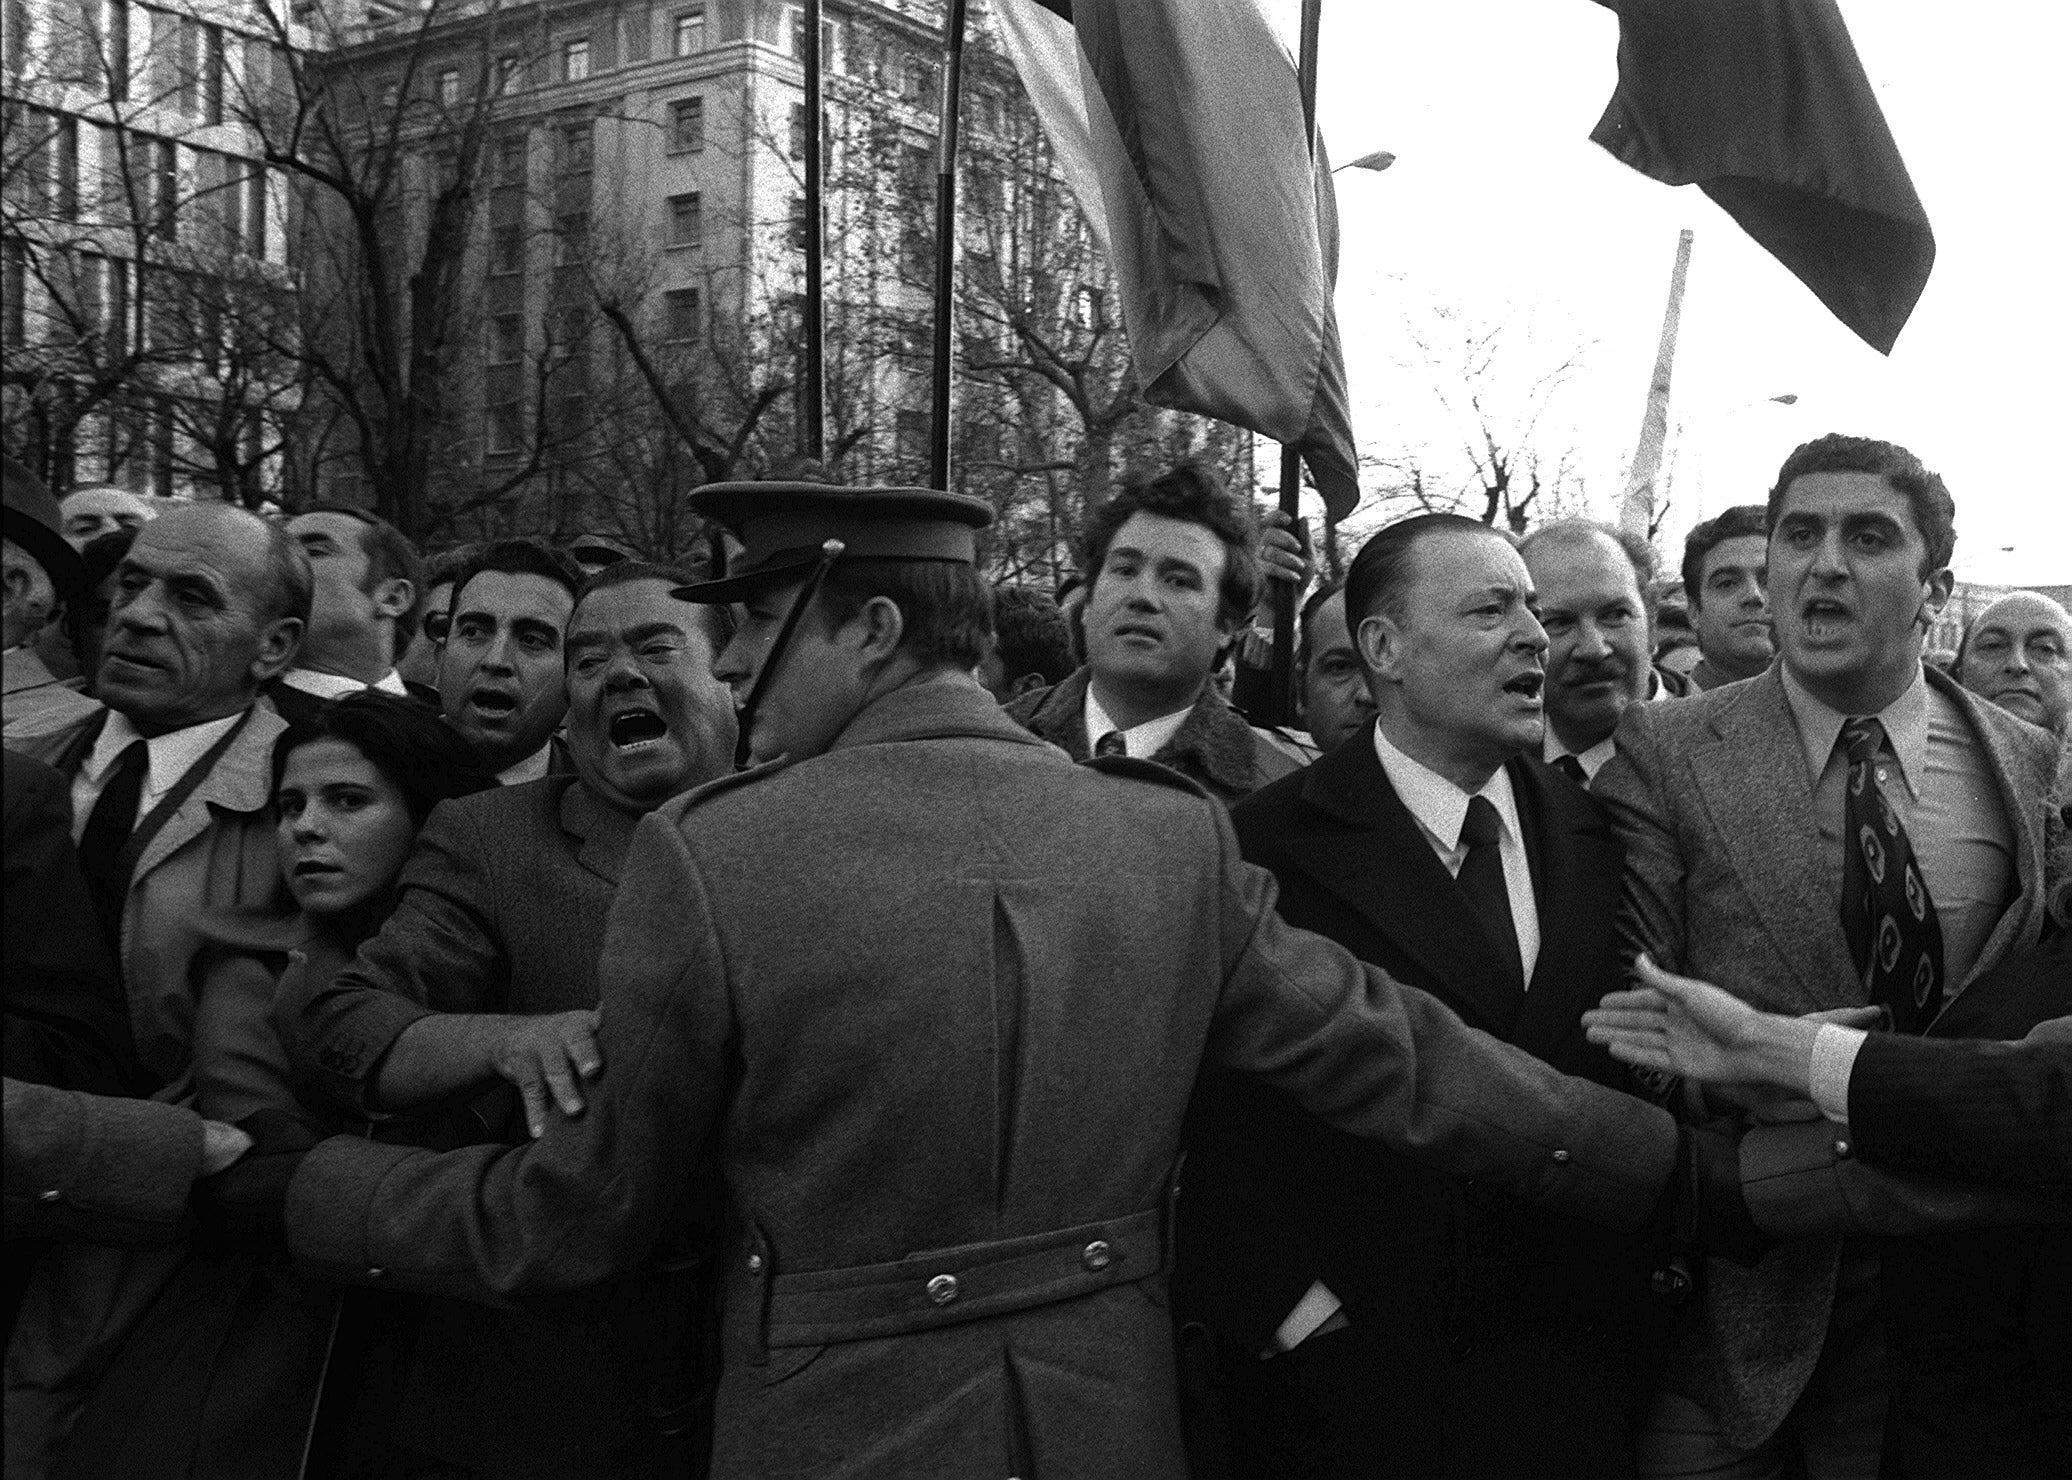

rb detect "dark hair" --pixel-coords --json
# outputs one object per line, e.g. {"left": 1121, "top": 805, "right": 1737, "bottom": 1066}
{"left": 422, "top": 545, "right": 479, "bottom": 593}
{"left": 1079, "top": 463, "right": 1260, "bottom": 628}
{"left": 572, "top": 558, "right": 734, "bottom": 654}
{"left": 815, "top": 558, "right": 993, "bottom": 670}
{"left": 1295, "top": 578, "right": 1344, "bottom": 670}
{"left": 990, "top": 585, "right": 1074, "bottom": 688}
{"left": 1344, "top": 513, "right": 1500, "bottom": 633}
{"left": 271, "top": 690, "right": 496, "bottom": 828}
{"left": 298, "top": 503, "right": 427, "bottom": 654}
{"left": 1680, "top": 504, "right": 1769, "bottom": 608}
{"left": 449, "top": 538, "right": 582, "bottom": 615}
{"left": 1767, "top": 434, "right": 1956, "bottom": 577}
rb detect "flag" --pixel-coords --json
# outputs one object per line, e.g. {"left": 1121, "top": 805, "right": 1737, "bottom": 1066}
{"left": 1590, "top": 0, "right": 1935, "bottom": 355}
{"left": 994, "top": 0, "right": 1360, "bottom": 519}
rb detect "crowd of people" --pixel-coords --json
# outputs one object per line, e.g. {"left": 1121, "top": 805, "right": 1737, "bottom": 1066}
{"left": 0, "top": 435, "right": 2065, "bottom": 1480}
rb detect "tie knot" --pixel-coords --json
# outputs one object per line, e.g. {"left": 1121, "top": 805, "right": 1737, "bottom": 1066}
{"left": 1840, "top": 716, "right": 1887, "bottom": 765}
{"left": 1460, "top": 794, "right": 1503, "bottom": 850}
{"left": 1094, "top": 730, "right": 1127, "bottom": 759}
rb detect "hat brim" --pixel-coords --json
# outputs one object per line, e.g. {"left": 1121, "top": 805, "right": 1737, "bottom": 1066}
{"left": 2, "top": 512, "right": 86, "bottom": 598}
{"left": 671, "top": 549, "right": 827, "bottom": 605}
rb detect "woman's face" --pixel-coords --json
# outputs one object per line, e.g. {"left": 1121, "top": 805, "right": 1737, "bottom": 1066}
{"left": 276, "top": 738, "right": 418, "bottom": 919}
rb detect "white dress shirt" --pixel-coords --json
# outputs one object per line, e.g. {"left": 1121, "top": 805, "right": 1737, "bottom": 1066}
{"left": 496, "top": 742, "right": 554, "bottom": 788}
{"left": 279, "top": 667, "right": 409, "bottom": 700}
{"left": 70, "top": 709, "right": 246, "bottom": 845}
{"left": 1541, "top": 731, "right": 1618, "bottom": 784}
{"left": 1083, "top": 685, "right": 1191, "bottom": 759}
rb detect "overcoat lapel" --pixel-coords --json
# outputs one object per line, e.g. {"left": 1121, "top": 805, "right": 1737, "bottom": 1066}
{"left": 560, "top": 782, "right": 637, "bottom": 886}
{"left": 1689, "top": 671, "right": 1856, "bottom": 1011}
{"left": 1280, "top": 738, "right": 1523, "bottom": 1037}
{"left": 131, "top": 708, "right": 280, "bottom": 884}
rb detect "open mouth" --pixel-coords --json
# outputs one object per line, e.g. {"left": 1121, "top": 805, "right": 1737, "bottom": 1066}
{"left": 1502, "top": 672, "right": 1544, "bottom": 699}
{"left": 608, "top": 709, "right": 669, "bottom": 749}
{"left": 469, "top": 690, "right": 518, "bottom": 716}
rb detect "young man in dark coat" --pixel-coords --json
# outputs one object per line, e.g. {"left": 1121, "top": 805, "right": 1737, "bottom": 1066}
{"left": 278, "top": 482, "right": 1732, "bottom": 1480}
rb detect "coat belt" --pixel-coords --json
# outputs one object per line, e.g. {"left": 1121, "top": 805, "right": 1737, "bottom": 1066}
{"left": 759, "top": 1207, "right": 1163, "bottom": 1349}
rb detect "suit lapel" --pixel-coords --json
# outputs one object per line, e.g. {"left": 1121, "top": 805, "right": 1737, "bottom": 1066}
{"left": 1689, "top": 670, "right": 1857, "bottom": 1009}
{"left": 1509, "top": 759, "right": 1622, "bottom": 1059}
{"left": 1279, "top": 739, "right": 1523, "bottom": 1036}
{"left": 560, "top": 781, "right": 638, "bottom": 886}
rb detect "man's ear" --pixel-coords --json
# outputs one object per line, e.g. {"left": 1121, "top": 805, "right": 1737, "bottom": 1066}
{"left": 1356, "top": 612, "right": 1402, "bottom": 682}
{"left": 251, "top": 617, "right": 303, "bottom": 684}
{"left": 852, "top": 594, "right": 907, "bottom": 663}
{"left": 1008, "top": 670, "right": 1047, "bottom": 699}
{"left": 1920, "top": 567, "right": 1956, "bottom": 623}
{"left": 373, "top": 576, "right": 416, "bottom": 622}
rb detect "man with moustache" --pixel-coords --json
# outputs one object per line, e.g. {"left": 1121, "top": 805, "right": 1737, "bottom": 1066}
{"left": 1180, "top": 514, "right": 1665, "bottom": 1478}
{"left": 280, "top": 561, "right": 736, "bottom": 1478}
{"left": 1007, "top": 464, "right": 1299, "bottom": 804}
{"left": 278, "top": 483, "right": 1711, "bottom": 1479}
{"left": 1594, "top": 434, "right": 2062, "bottom": 1479}
{"left": 1520, "top": 520, "right": 1661, "bottom": 785}
{"left": 1682, "top": 506, "right": 1777, "bottom": 692}
{"left": 435, "top": 539, "right": 581, "bottom": 784}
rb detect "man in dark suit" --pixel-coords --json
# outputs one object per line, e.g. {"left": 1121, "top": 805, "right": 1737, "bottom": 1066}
{"left": 279, "top": 483, "right": 1704, "bottom": 1480}
{"left": 279, "top": 561, "right": 736, "bottom": 1478}
{"left": 1594, "top": 434, "right": 2062, "bottom": 1479}
{"left": 1007, "top": 464, "right": 1298, "bottom": 804}
{"left": 266, "top": 505, "right": 425, "bottom": 727}
{"left": 1179, "top": 513, "right": 1665, "bottom": 1478}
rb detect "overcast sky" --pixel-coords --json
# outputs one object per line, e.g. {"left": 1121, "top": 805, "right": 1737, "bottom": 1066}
{"left": 1251, "top": 0, "right": 2070, "bottom": 585}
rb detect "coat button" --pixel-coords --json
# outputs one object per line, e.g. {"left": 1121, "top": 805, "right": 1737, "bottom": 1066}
{"left": 1082, "top": 1240, "right": 1113, "bottom": 1272}
{"left": 1832, "top": 1139, "right": 1852, "bottom": 1159}
{"left": 746, "top": 1253, "right": 765, "bottom": 1274}
{"left": 1551, "top": 1149, "right": 1571, "bottom": 1164}
{"left": 40, "top": 1188, "right": 61, "bottom": 1203}
{"left": 367, "top": 1267, "right": 386, "bottom": 1280}
{"left": 926, "top": 1274, "right": 959, "bottom": 1306}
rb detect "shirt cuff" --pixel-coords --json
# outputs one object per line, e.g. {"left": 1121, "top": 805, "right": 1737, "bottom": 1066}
{"left": 1808, "top": 1023, "right": 1868, "bottom": 1126}
{"left": 1271, "top": 1280, "right": 1344, "bottom": 1354}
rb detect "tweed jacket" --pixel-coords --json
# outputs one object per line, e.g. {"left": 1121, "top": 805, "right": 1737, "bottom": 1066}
{"left": 1177, "top": 734, "right": 1667, "bottom": 1474}
{"left": 1593, "top": 661, "right": 2061, "bottom": 1448}
{"left": 2, "top": 1079, "right": 202, "bottom": 1247}
{"left": 7, "top": 701, "right": 295, "bottom": 1096}
{"left": 286, "top": 675, "right": 1679, "bottom": 1480}
{"left": 3, "top": 646, "right": 102, "bottom": 740}
{"left": 1004, "top": 664, "right": 1299, "bottom": 805}
{"left": 281, "top": 774, "right": 636, "bottom": 1120}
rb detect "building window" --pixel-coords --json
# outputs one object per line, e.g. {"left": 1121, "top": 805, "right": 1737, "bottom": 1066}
{"left": 242, "top": 163, "right": 267, "bottom": 258}
{"left": 486, "top": 401, "right": 523, "bottom": 455}
{"left": 785, "top": 5, "right": 805, "bottom": 55}
{"left": 488, "top": 313, "right": 523, "bottom": 363}
{"left": 495, "top": 133, "right": 527, "bottom": 186}
{"left": 380, "top": 81, "right": 399, "bottom": 110}
{"left": 562, "top": 37, "right": 590, "bottom": 82}
{"left": 902, "top": 56, "right": 938, "bottom": 108}
{"left": 666, "top": 192, "right": 702, "bottom": 248}
{"left": 3, "top": 238, "right": 25, "bottom": 347}
{"left": 560, "top": 121, "right": 593, "bottom": 175}
{"left": 497, "top": 54, "right": 522, "bottom": 92}
{"left": 149, "top": 138, "right": 178, "bottom": 242}
{"left": 490, "top": 224, "right": 524, "bottom": 274}
{"left": 436, "top": 67, "right": 460, "bottom": 106}
{"left": 668, "top": 96, "right": 704, "bottom": 152}
{"left": 788, "top": 102, "right": 805, "bottom": 161}
{"left": 202, "top": 25, "right": 225, "bottom": 123}
{"left": 663, "top": 287, "right": 701, "bottom": 343}
{"left": 672, "top": 9, "right": 703, "bottom": 56}
{"left": 54, "top": 116, "right": 80, "bottom": 221}
{"left": 176, "top": 16, "right": 202, "bottom": 114}
{"left": 895, "top": 409, "right": 929, "bottom": 463}
{"left": 787, "top": 194, "right": 809, "bottom": 250}
{"left": 556, "top": 211, "right": 588, "bottom": 265}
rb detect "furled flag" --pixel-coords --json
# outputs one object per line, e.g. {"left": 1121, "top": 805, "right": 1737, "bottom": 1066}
{"left": 1591, "top": 0, "right": 1935, "bottom": 355}
{"left": 993, "top": 0, "right": 1360, "bottom": 519}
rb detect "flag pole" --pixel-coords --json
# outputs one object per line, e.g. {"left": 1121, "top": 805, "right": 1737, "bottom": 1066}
{"left": 801, "top": 0, "right": 825, "bottom": 460}
{"left": 1266, "top": 0, "right": 1323, "bottom": 727}
{"left": 927, "top": 0, "right": 971, "bottom": 490}
{"left": 1619, "top": 228, "right": 1693, "bottom": 540}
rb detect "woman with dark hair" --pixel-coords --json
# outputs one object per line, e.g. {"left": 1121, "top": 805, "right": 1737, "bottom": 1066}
{"left": 52, "top": 694, "right": 493, "bottom": 1480}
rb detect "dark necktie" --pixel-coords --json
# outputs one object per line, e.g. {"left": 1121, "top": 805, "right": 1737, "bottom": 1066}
{"left": 1839, "top": 718, "right": 1943, "bottom": 1034}
{"left": 77, "top": 739, "right": 148, "bottom": 950}
{"left": 1457, "top": 796, "right": 1525, "bottom": 998}
{"left": 1094, "top": 730, "right": 1127, "bottom": 759}
{"left": 1551, "top": 754, "right": 1588, "bottom": 786}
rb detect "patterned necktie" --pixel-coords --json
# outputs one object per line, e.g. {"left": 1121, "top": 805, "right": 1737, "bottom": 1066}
{"left": 1457, "top": 796, "right": 1525, "bottom": 998}
{"left": 77, "top": 739, "right": 148, "bottom": 950}
{"left": 1551, "top": 754, "right": 1588, "bottom": 786}
{"left": 1094, "top": 730, "right": 1127, "bottom": 759}
{"left": 1839, "top": 717, "right": 1943, "bottom": 1033}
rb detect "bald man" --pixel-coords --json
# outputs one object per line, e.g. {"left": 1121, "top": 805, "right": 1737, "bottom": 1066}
{"left": 1958, "top": 591, "right": 2071, "bottom": 736}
